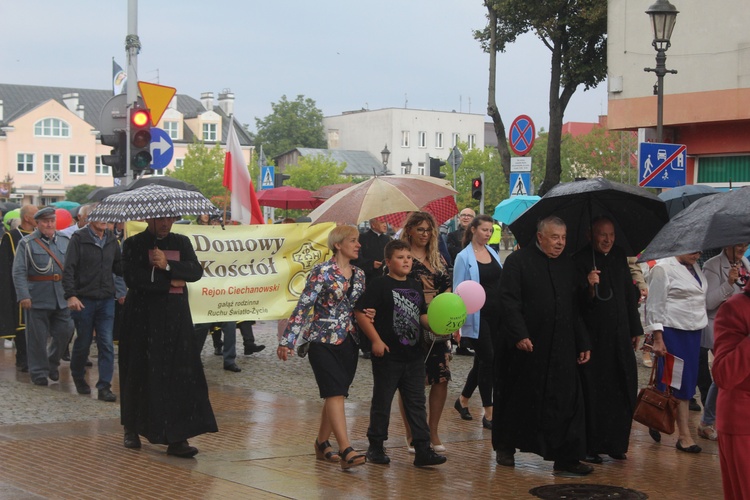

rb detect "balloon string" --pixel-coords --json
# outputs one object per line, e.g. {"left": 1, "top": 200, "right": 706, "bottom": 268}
{"left": 424, "top": 338, "right": 436, "bottom": 363}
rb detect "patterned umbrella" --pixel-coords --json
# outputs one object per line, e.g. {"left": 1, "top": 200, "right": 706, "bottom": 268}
{"left": 87, "top": 184, "right": 220, "bottom": 223}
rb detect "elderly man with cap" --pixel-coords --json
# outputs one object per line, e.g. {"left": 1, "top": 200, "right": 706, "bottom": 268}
{"left": 12, "top": 207, "right": 74, "bottom": 386}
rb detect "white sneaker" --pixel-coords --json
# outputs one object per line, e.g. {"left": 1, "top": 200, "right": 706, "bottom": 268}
{"left": 697, "top": 423, "right": 717, "bottom": 441}
{"left": 432, "top": 443, "right": 446, "bottom": 453}
{"left": 405, "top": 438, "right": 415, "bottom": 454}
{"left": 3, "top": 339, "right": 13, "bottom": 349}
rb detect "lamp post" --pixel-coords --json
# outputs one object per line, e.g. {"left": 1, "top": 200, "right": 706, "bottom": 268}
{"left": 401, "top": 158, "right": 412, "bottom": 175}
{"left": 644, "top": 0, "right": 679, "bottom": 143}
{"left": 38, "top": 185, "right": 43, "bottom": 205}
{"left": 380, "top": 144, "right": 390, "bottom": 175}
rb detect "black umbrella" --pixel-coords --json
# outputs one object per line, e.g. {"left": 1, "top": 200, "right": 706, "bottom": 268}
{"left": 509, "top": 178, "right": 669, "bottom": 257}
{"left": 639, "top": 187, "right": 750, "bottom": 262}
{"left": 0, "top": 201, "right": 21, "bottom": 212}
{"left": 87, "top": 177, "right": 200, "bottom": 202}
{"left": 658, "top": 184, "right": 720, "bottom": 219}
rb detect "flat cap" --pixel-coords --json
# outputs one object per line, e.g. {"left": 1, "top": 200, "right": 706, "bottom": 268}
{"left": 34, "top": 207, "right": 56, "bottom": 220}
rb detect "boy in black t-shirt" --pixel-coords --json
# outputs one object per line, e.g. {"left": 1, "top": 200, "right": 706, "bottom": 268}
{"left": 355, "top": 240, "right": 447, "bottom": 467}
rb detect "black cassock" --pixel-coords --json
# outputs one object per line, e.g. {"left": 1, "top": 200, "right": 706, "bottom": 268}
{"left": 573, "top": 244, "right": 642, "bottom": 456}
{"left": 493, "top": 244, "right": 590, "bottom": 462}
{"left": 0, "top": 229, "right": 31, "bottom": 339}
{"left": 120, "top": 229, "right": 217, "bottom": 444}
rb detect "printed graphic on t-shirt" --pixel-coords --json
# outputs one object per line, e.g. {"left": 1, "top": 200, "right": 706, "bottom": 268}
{"left": 392, "top": 287, "right": 422, "bottom": 346}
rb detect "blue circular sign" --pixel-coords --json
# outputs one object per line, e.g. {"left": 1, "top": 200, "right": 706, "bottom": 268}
{"left": 509, "top": 115, "right": 536, "bottom": 156}
{"left": 149, "top": 127, "right": 174, "bottom": 170}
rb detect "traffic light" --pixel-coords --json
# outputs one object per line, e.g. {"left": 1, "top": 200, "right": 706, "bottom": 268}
{"left": 274, "top": 172, "right": 290, "bottom": 187}
{"left": 471, "top": 177, "right": 483, "bottom": 200}
{"left": 100, "top": 129, "right": 127, "bottom": 178}
{"left": 130, "top": 106, "right": 152, "bottom": 173}
{"left": 429, "top": 157, "right": 446, "bottom": 178}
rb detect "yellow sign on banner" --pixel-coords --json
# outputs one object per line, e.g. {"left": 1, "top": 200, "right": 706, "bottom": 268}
{"left": 137, "top": 81, "right": 177, "bottom": 126}
{"left": 125, "top": 221, "right": 335, "bottom": 323}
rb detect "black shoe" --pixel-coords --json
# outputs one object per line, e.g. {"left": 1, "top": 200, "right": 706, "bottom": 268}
{"left": 224, "top": 364, "right": 241, "bottom": 372}
{"left": 361, "top": 351, "right": 372, "bottom": 359}
{"left": 17, "top": 364, "right": 28, "bottom": 373}
{"left": 32, "top": 378, "right": 48, "bottom": 386}
{"left": 583, "top": 454, "right": 603, "bottom": 464}
{"left": 553, "top": 460, "right": 594, "bottom": 475}
{"left": 73, "top": 378, "right": 91, "bottom": 395}
{"left": 85, "top": 359, "right": 93, "bottom": 367}
{"left": 454, "top": 398, "right": 473, "bottom": 420}
{"left": 482, "top": 416, "right": 493, "bottom": 430}
{"left": 609, "top": 453, "right": 627, "bottom": 460}
{"left": 167, "top": 440, "right": 199, "bottom": 458}
{"left": 455, "top": 346, "right": 474, "bottom": 356}
{"left": 676, "top": 440, "right": 702, "bottom": 454}
{"left": 61, "top": 352, "right": 70, "bottom": 362}
{"left": 689, "top": 398, "right": 702, "bottom": 412}
{"left": 414, "top": 448, "right": 447, "bottom": 467}
{"left": 214, "top": 346, "right": 223, "bottom": 356}
{"left": 98, "top": 388, "right": 117, "bottom": 402}
{"left": 124, "top": 430, "right": 141, "bottom": 449}
{"left": 366, "top": 446, "right": 391, "bottom": 464}
{"left": 48, "top": 371, "right": 59, "bottom": 382}
{"left": 648, "top": 428, "right": 662, "bottom": 443}
{"left": 243, "top": 344, "right": 266, "bottom": 356}
{"left": 495, "top": 449, "right": 515, "bottom": 467}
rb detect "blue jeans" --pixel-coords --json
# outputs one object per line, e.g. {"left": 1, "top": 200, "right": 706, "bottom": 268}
{"left": 71, "top": 298, "right": 115, "bottom": 389}
{"left": 702, "top": 382, "right": 718, "bottom": 426}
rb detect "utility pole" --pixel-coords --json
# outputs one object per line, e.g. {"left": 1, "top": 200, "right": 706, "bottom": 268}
{"left": 125, "top": 0, "right": 141, "bottom": 185}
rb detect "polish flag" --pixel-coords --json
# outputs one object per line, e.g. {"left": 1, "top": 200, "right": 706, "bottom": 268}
{"left": 661, "top": 353, "right": 684, "bottom": 390}
{"left": 224, "top": 124, "right": 264, "bottom": 224}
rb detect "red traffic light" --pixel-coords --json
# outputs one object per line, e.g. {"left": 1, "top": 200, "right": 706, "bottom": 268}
{"left": 471, "top": 177, "right": 483, "bottom": 200}
{"left": 472, "top": 179, "right": 481, "bottom": 189}
{"left": 131, "top": 109, "right": 151, "bottom": 128}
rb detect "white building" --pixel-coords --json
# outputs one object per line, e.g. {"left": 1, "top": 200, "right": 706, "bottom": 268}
{"left": 324, "top": 108, "right": 485, "bottom": 175}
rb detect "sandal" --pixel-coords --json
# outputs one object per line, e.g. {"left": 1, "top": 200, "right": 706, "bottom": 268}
{"left": 314, "top": 439, "right": 340, "bottom": 462}
{"left": 339, "top": 446, "right": 366, "bottom": 470}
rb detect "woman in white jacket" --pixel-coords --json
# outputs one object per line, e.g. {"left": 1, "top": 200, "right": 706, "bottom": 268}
{"left": 645, "top": 252, "right": 708, "bottom": 453}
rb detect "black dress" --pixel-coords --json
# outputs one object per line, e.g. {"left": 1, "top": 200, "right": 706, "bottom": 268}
{"left": 119, "top": 229, "right": 218, "bottom": 444}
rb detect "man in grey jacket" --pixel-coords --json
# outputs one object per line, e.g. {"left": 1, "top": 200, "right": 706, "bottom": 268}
{"left": 12, "top": 207, "right": 74, "bottom": 386}
{"left": 62, "top": 216, "right": 123, "bottom": 401}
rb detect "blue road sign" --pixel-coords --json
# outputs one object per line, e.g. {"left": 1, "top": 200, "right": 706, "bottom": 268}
{"left": 149, "top": 127, "right": 174, "bottom": 170}
{"left": 509, "top": 115, "right": 535, "bottom": 156}
{"left": 261, "top": 166, "right": 275, "bottom": 190}
{"left": 509, "top": 172, "right": 531, "bottom": 197}
{"left": 638, "top": 142, "right": 687, "bottom": 188}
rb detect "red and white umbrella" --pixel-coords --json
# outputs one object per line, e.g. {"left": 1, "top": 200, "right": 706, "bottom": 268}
{"left": 383, "top": 195, "right": 458, "bottom": 228}
{"left": 256, "top": 186, "right": 323, "bottom": 210}
{"left": 308, "top": 175, "right": 456, "bottom": 225}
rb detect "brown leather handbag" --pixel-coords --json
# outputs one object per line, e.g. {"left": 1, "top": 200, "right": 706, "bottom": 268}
{"left": 633, "top": 361, "right": 679, "bottom": 434}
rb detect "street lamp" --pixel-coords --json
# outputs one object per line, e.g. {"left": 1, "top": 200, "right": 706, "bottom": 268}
{"left": 644, "top": 0, "right": 679, "bottom": 143}
{"left": 380, "top": 144, "right": 390, "bottom": 174}
{"left": 401, "top": 158, "right": 412, "bottom": 175}
{"left": 38, "top": 185, "right": 43, "bottom": 205}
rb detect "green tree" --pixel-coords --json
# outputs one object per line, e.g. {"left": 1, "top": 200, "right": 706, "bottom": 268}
{"left": 65, "top": 184, "right": 97, "bottom": 204}
{"left": 285, "top": 154, "right": 348, "bottom": 191}
{"left": 254, "top": 95, "right": 326, "bottom": 159}
{"left": 169, "top": 140, "right": 226, "bottom": 199}
{"left": 476, "top": 0, "right": 607, "bottom": 195}
{"left": 561, "top": 127, "right": 640, "bottom": 184}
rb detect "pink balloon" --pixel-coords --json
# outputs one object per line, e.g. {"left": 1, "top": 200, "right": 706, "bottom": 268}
{"left": 454, "top": 280, "right": 486, "bottom": 314}
{"left": 55, "top": 209, "right": 73, "bottom": 230}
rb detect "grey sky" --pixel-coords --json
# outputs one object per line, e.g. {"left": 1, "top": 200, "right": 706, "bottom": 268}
{"left": 1, "top": 0, "right": 609, "bottom": 133}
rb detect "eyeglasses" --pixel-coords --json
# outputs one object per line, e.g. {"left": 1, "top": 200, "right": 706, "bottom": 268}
{"left": 415, "top": 228, "right": 433, "bottom": 234}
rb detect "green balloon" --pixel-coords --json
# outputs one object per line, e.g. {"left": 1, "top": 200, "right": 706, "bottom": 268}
{"left": 3, "top": 209, "right": 20, "bottom": 231}
{"left": 427, "top": 292, "right": 467, "bottom": 336}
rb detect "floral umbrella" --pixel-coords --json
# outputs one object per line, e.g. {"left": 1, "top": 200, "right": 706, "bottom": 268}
{"left": 87, "top": 184, "right": 219, "bottom": 223}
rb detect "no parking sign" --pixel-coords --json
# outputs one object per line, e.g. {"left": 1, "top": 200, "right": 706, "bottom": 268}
{"left": 509, "top": 115, "right": 535, "bottom": 156}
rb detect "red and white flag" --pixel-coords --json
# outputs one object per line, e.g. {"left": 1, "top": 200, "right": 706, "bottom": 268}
{"left": 223, "top": 124, "right": 264, "bottom": 225}
{"left": 661, "top": 353, "right": 685, "bottom": 390}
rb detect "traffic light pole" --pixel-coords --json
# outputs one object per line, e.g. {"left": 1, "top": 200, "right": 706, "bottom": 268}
{"left": 479, "top": 172, "right": 485, "bottom": 215}
{"left": 125, "top": 0, "right": 140, "bottom": 186}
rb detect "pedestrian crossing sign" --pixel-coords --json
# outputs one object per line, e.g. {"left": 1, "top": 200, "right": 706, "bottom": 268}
{"left": 509, "top": 172, "right": 530, "bottom": 197}
{"left": 261, "top": 166, "right": 275, "bottom": 190}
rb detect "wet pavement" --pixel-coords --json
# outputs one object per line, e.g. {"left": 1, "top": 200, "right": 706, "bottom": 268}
{"left": 0, "top": 321, "right": 723, "bottom": 499}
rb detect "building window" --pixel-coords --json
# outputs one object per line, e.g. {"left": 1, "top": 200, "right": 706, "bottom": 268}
{"left": 468, "top": 134, "right": 476, "bottom": 149}
{"left": 164, "top": 121, "right": 179, "bottom": 139}
{"left": 95, "top": 156, "right": 110, "bottom": 175}
{"left": 435, "top": 132, "right": 444, "bottom": 149}
{"left": 416, "top": 162, "right": 425, "bottom": 176}
{"left": 452, "top": 133, "right": 460, "bottom": 147}
{"left": 203, "top": 123, "right": 217, "bottom": 141}
{"left": 43, "top": 154, "right": 61, "bottom": 182}
{"left": 418, "top": 131, "right": 427, "bottom": 148}
{"left": 327, "top": 129, "right": 340, "bottom": 148}
{"left": 401, "top": 131, "right": 410, "bottom": 148}
{"left": 69, "top": 155, "right": 86, "bottom": 174}
{"left": 34, "top": 118, "right": 70, "bottom": 138}
{"left": 17, "top": 153, "right": 34, "bottom": 173}
{"left": 175, "top": 158, "right": 184, "bottom": 169}
{"left": 151, "top": 168, "right": 166, "bottom": 177}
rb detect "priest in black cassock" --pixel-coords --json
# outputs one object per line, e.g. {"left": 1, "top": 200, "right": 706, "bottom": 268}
{"left": 572, "top": 216, "right": 642, "bottom": 464}
{"left": 119, "top": 216, "right": 217, "bottom": 458}
{"left": 493, "top": 216, "right": 593, "bottom": 475}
